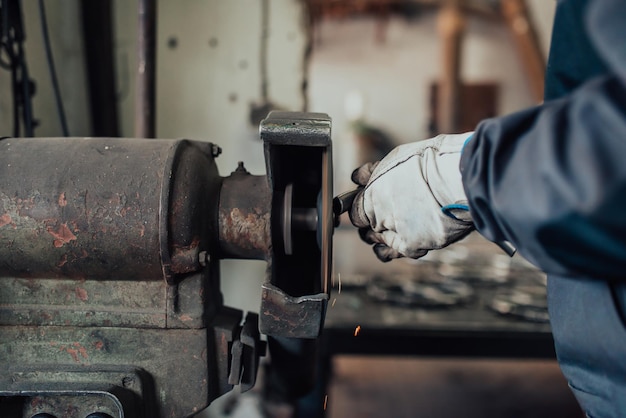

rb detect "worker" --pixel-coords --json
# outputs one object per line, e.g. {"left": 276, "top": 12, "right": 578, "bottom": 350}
{"left": 349, "top": 0, "right": 626, "bottom": 416}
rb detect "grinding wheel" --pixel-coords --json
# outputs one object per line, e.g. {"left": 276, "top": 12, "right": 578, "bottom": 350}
{"left": 282, "top": 183, "right": 294, "bottom": 255}
{"left": 281, "top": 183, "right": 323, "bottom": 256}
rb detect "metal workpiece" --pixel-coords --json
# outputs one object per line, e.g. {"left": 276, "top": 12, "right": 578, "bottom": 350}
{"left": 332, "top": 188, "right": 361, "bottom": 221}
{"left": 0, "top": 137, "right": 218, "bottom": 283}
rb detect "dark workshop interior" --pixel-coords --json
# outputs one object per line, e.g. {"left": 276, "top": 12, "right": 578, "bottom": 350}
{"left": 0, "top": 1, "right": 584, "bottom": 417}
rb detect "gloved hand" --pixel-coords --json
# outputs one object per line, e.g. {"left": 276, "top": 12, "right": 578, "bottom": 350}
{"left": 350, "top": 133, "right": 475, "bottom": 262}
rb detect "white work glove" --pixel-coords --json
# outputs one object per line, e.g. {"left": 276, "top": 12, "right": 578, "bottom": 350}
{"left": 350, "top": 133, "right": 475, "bottom": 262}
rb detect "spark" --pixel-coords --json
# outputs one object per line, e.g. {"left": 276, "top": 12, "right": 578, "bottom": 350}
{"left": 354, "top": 325, "right": 361, "bottom": 337}
{"left": 324, "top": 395, "right": 328, "bottom": 410}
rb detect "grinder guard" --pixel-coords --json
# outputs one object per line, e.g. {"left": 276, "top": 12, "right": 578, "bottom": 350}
{"left": 260, "top": 111, "right": 333, "bottom": 339}
{"left": 261, "top": 111, "right": 333, "bottom": 402}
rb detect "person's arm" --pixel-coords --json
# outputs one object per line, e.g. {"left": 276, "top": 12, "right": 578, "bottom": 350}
{"left": 461, "top": 0, "right": 626, "bottom": 279}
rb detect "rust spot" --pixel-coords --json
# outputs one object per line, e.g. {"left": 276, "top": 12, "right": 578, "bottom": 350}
{"left": 93, "top": 341, "right": 104, "bottom": 350}
{"left": 179, "top": 314, "right": 193, "bottom": 322}
{"left": 59, "top": 346, "right": 80, "bottom": 363}
{"left": 22, "top": 278, "right": 41, "bottom": 291}
{"left": 170, "top": 237, "right": 201, "bottom": 274}
{"left": 67, "top": 348, "right": 80, "bottom": 362}
{"left": 75, "top": 287, "right": 89, "bottom": 301}
{"left": 57, "top": 254, "right": 68, "bottom": 267}
{"left": 219, "top": 205, "right": 270, "bottom": 259}
{"left": 47, "top": 222, "right": 77, "bottom": 247}
{"left": 30, "top": 397, "right": 45, "bottom": 409}
{"left": 58, "top": 192, "right": 67, "bottom": 207}
{"left": 73, "top": 342, "right": 89, "bottom": 359}
{"left": 59, "top": 343, "right": 89, "bottom": 363}
{"left": 0, "top": 213, "right": 12, "bottom": 227}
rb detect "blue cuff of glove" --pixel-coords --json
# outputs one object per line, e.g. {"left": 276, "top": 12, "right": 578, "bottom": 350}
{"left": 441, "top": 203, "right": 470, "bottom": 221}
{"left": 461, "top": 134, "right": 473, "bottom": 153}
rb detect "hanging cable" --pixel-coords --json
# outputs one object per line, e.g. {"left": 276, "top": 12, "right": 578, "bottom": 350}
{"left": 17, "top": 37, "right": 33, "bottom": 137}
{"left": 1, "top": 0, "right": 20, "bottom": 136}
{"left": 0, "top": 0, "right": 36, "bottom": 137}
{"left": 38, "top": 0, "right": 68, "bottom": 136}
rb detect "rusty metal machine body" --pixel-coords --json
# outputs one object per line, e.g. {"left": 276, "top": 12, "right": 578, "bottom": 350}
{"left": 0, "top": 112, "right": 333, "bottom": 418}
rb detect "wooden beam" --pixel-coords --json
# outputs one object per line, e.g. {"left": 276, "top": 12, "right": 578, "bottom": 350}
{"left": 500, "top": 0, "right": 546, "bottom": 103}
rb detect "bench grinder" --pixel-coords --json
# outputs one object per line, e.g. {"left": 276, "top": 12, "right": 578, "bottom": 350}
{"left": 0, "top": 112, "right": 334, "bottom": 418}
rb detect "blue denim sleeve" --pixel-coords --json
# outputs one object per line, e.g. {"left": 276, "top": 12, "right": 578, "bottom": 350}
{"left": 460, "top": 0, "right": 626, "bottom": 280}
